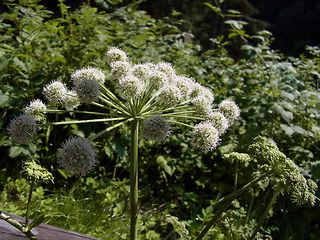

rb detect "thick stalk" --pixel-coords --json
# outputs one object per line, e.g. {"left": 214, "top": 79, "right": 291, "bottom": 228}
{"left": 130, "top": 119, "right": 139, "bottom": 240}
{"left": 249, "top": 185, "right": 283, "bottom": 240}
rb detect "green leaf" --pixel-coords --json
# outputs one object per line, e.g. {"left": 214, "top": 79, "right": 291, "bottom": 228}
{"left": 0, "top": 93, "right": 10, "bottom": 108}
{"left": 26, "top": 214, "right": 47, "bottom": 231}
{"left": 0, "top": 59, "right": 9, "bottom": 72}
{"left": 9, "top": 146, "right": 29, "bottom": 158}
{"left": 280, "top": 124, "right": 294, "bottom": 136}
{"left": 156, "top": 156, "right": 175, "bottom": 176}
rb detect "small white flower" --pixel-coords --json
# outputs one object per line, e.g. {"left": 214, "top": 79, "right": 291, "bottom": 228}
{"left": 24, "top": 99, "right": 47, "bottom": 122}
{"left": 207, "top": 111, "right": 229, "bottom": 134}
{"left": 156, "top": 62, "right": 176, "bottom": 79}
{"left": 149, "top": 70, "right": 168, "bottom": 89}
{"left": 143, "top": 116, "right": 172, "bottom": 143}
{"left": 73, "top": 79, "right": 100, "bottom": 104}
{"left": 191, "top": 121, "right": 220, "bottom": 152}
{"left": 191, "top": 96, "right": 213, "bottom": 116}
{"left": 43, "top": 81, "right": 67, "bottom": 106}
{"left": 119, "top": 74, "right": 145, "bottom": 99}
{"left": 159, "top": 83, "right": 182, "bottom": 106}
{"left": 132, "top": 63, "right": 152, "bottom": 83}
{"left": 106, "top": 47, "right": 128, "bottom": 64}
{"left": 110, "top": 61, "right": 131, "bottom": 82}
{"left": 218, "top": 99, "right": 240, "bottom": 122}
{"left": 7, "top": 114, "right": 37, "bottom": 144}
{"left": 57, "top": 136, "right": 98, "bottom": 176}
{"left": 190, "top": 83, "right": 214, "bottom": 103}
{"left": 71, "top": 67, "right": 106, "bottom": 84}
{"left": 62, "top": 90, "right": 80, "bottom": 109}
{"left": 175, "top": 76, "right": 194, "bottom": 98}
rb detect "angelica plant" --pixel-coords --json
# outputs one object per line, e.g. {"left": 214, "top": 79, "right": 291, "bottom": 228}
{"left": 7, "top": 47, "right": 240, "bottom": 240}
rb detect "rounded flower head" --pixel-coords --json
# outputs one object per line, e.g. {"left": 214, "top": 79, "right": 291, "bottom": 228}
{"left": 191, "top": 121, "right": 220, "bottom": 152}
{"left": 62, "top": 90, "right": 80, "bottom": 109}
{"left": 57, "top": 136, "right": 98, "bottom": 176}
{"left": 191, "top": 96, "right": 213, "bottom": 116}
{"left": 110, "top": 61, "right": 131, "bottom": 82}
{"left": 132, "top": 63, "right": 152, "bottom": 83}
{"left": 106, "top": 47, "right": 128, "bottom": 64}
{"left": 24, "top": 99, "right": 47, "bottom": 122}
{"left": 149, "top": 70, "right": 168, "bottom": 89}
{"left": 207, "top": 111, "right": 229, "bottom": 134}
{"left": 7, "top": 114, "right": 37, "bottom": 144}
{"left": 119, "top": 74, "right": 145, "bottom": 99}
{"left": 71, "top": 67, "right": 106, "bottom": 84}
{"left": 190, "top": 83, "right": 214, "bottom": 103}
{"left": 143, "top": 116, "right": 172, "bottom": 143}
{"left": 175, "top": 76, "right": 194, "bottom": 98}
{"left": 218, "top": 99, "right": 240, "bottom": 122}
{"left": 159, "top": 83, "right": 182, "bottom": 106}
{"left": 73, "top": 79, "right": 100, "bottom": 104}
{"left": 156, "top": 62, "right": 176, "bottom": 79}
{"left": 43, "top": 80, "right": 67, "bottom": 106}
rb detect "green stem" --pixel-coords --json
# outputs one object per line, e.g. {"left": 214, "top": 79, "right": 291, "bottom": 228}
{"left": 41, "top": 117, "right": 126, "bottom": 126}
{"left": 130, "top": 119, "right": 139, "bottom": 240}
{"left": 0, "top": 211, "right": 37, "bottom": 240}
{"left": 25, "top": 178, "right": 35, "bottom": 227}
{"left": 46, "top": 109, "right": 111, "bottom": 116}
{"left": 196, "top": 170, "right": 274, "bottom": 240}
{"left": 168, "top": 120, "right": 194, "bottom": 128}
{"left": 234, "top": 161, "right": 239, "bottom": 191}
{"left": 90, "top": 118, "right": 133, "bottom": 141}
{"left": 249, "top": 185, "right": 283, "bottom": 240}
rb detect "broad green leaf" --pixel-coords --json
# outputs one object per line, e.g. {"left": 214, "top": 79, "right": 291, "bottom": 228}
{"left": 280, "top": 124, "right": 294, "bottom": 136}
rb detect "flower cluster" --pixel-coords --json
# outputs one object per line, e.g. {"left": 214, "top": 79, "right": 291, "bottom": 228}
{"left": 24, "top": 99, "right": 47, "bottom": 122}
{"left": 104, "top": 47, "right": 241, "bottom": 152}
{"left": 23, "top": 160, "right": 54, "bottom": 183}
{"left": 249, "top": 136, "right": 318, "bottom": 206}
{"left": 7, "top": 114, "right": 38, "bottom": 144}
{"left": 57, "top": 136, "right": 98, "bottom": 176}
{"left": 143, "top": 116, "right": 172, "bottom": 143}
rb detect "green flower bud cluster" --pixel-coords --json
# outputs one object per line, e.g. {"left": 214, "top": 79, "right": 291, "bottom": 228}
{"left": 248, "top": 136, "right": 318, "bottom": 206}
{"left": 23, "top": 160, "right": 54, "bottom": 183}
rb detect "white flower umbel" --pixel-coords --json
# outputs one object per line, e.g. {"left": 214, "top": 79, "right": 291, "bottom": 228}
{"left": 143, "top": 116, "right": 172, "bottom": 143}
{"left": 71, "top": 67, "right": 106, "bottom": 84}
{"left": 148, "top": 70, "right": 168, "bottom": 89}
{"left": 159, "top": 83, "right": 182, "bottom": 106}
{"left": 106, "top": 47, "right": 128, "bottom": 64}
{"left": 73, "top": 79, "right": 100, "bottom": 104}
{"left": 43, "top": 80, "right": 67, "bottom": 106}
{"left": 175, "top": 76, "right": 194, "bottom": 99}
{"left": 7, "top": 114, "right": 37, "bottom": 144}
{"left": 119, "top": 74, "right": 145, "bottom": 99}
{"left": 191, "top": 121, "right": 220, "bottom": 152}
{"left": 62, "top": 90, "right": 80, "bottom": 109}
{"left": 110, "top": 61, "right": 131, "bottom": 82}
{"left": 132, "top": 63, "right": 152, "bottom": 83}
{"left": 207, "top": 111, "right": 229, "bottom": 134}
{"left": 24, "top": 99, "right": 47, "bottom": 122}
{"left": 191, "top": 96, "right": 213, "bottom": 116}
{"left": 218, "top": 99, "right": 241, "bottom": 122}
{"left": 156, "top": 62, "right": 176, "bottom": 79}
{"left": 57, "top": 136, "right": 98, "bottom": 176}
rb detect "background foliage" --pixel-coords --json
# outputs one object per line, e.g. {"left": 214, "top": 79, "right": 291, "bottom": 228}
{"left": 0, "top": 0, "right": 319, "bottom": 239}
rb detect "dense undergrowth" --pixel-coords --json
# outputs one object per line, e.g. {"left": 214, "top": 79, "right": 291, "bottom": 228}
{"left": 0, "top": 0, "right": 319, "bottom": 239}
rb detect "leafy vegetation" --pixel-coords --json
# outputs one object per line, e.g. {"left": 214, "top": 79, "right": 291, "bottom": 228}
{"left": 0, "top": 0, "right": 319, "bottom": 239}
